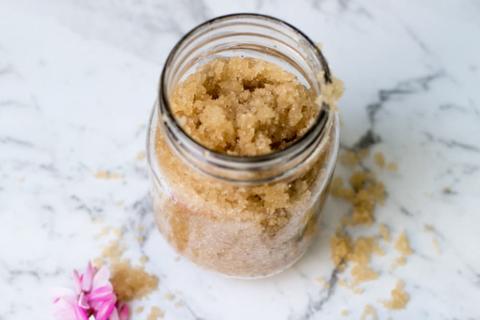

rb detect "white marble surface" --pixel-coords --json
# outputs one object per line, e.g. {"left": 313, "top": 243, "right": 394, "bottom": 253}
{"left": 1, "top": 0, "right": 480, "bottom": 319}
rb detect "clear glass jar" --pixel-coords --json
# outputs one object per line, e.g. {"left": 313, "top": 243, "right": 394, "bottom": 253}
{"left": 147, "top": 14, "right": 339, "bottom": 278}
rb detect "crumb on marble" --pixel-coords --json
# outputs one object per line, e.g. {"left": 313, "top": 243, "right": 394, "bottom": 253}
{"left": 110, "top": 260, "right": 159, "bottom": 301}
{"left": 395, "top": 231, "right": 413, "bottom": 256}
{"left": 147, "top": 306, "right": 164, "bottom": 320}
{"left": 386, "top": 162, "right": 398, "bottom": 172}
{"left": 315, "top": 276, "right": 330, "bottom": 289}
{"left": 100, "top": 240, "right": 125, "bottom": 264}
{"left": 331, "top": 169, "right": 385, "bottom": 226}
{"left": 423, "top": 224, "right": 435, "bottom": 232}
{"left": 379, "top": 224, "right": 390, "bottom": 242}
{"left": 383, "top": 280, "right": 409, "bottom": 310}
{"left": 360, "top": 304, "right": 378, "bottom": 320}
{"left": 374, "top": 151, "right": 385, "bottom": 168}
{"left": 137, "top": 235, "right": 145, "bottom": 244}
{"left": 340, "top": 309, "right": 349, "bottom": 316}
{"left": 112, "top": 227, "right": 123, "bottom": 238}
{"left": 432, "top": 238, "right": 441, "bottom": 255}
{"left": 164, "top": 292, "right": 175, "bottom": 301}
{"left": 330, "top": 232, "right": 382, "bottom": 285}
{"left": 140, "top": 255, "right": 149, "bottom": 265}
{"left": 95, "top": 226, "right": 112, "bottom": 239}
{"left": 136, "top": 151, "right": 146, "bottom": 161}
{"left": 135, "top": 306, "right": 145, "bottom": 314}
{"left": 390, "top": 256, "right": 407, "bottom": 271}
{"left": 330, "top": 231, "right": 352, "bottom": 268}
{"left": 95, "top": 170, "right": 123, "bottom": 180}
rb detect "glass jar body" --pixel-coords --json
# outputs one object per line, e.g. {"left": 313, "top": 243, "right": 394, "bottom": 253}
{"left": 147, "top": 14, "right": 340, "bottom": 278}
{"left": 148, "top": 105, "right": 339, "bottom": 278}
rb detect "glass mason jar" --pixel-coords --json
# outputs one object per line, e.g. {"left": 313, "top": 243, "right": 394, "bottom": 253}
{"left": 147, "top": 14, "right": 339, "bottom": 278}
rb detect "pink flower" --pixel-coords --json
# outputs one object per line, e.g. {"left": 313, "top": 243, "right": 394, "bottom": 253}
{"left": 52, "top": 262, "right": 129, "bottom": 320}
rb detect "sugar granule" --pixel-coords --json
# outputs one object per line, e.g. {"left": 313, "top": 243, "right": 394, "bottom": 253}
{"left": 147, "top": 306, "right": 164, "bottom": 320}
{"left": 110, "top": 260, "right": 159, "bottom": 302}
{"left": 383, "top": 280, "right": 409, "bottom": 310}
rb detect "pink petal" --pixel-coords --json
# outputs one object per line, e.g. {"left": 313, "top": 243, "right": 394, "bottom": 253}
{"left": 73, "top": 270, "right": 82, "bottom": 294}
{"left": 118, "top": 303, "right": 129, "bottom": 320}
{"left": 87, "top": 286, "right": 115, "bottom": 303}
{"left": 74, "top": 304, "right": 89, "bottom": 320}
{"left": 50, "top": 287, "right": 76, "bottom": 304}
{"left": 92, "top": 265, "right": 111, "bottom": 289}
{"left": 52, "top": 297, "right": 77, "bottom": 320}
{"left": 82, "top": 262, "right": 95, "bottom": 292}
{"left": 109, "top": 308, "right": 119, "bottom": 320}
{"left": 94, "top": 298, "right": 116, "bottom": 320}
{"left": 78, "top": 292, "right": 89, "bottom": 310}
{"left": 90, "top": 293, "right": 116, "bottom": 311}
{"left": 89, "top": 299, "right": 104, "bottom": 311}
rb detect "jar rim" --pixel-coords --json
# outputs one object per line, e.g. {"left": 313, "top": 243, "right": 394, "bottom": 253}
{"left": 154, "top": 13, "right": 338, "bottom": 184}
{"left": 159, "top": 13, "right": 333, "bottom": 162}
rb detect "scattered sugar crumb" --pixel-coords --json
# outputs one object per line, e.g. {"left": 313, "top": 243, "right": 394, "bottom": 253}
{"left": 374, "top": 152, "right": 385, "bottom": 168}
{"left": 360, "top": 304, "right": 378, "bottom": 320}
{"left": 432, "top": 238, "right": 441, "bottom": 255}
{"left": 331, "top": 169, "right": 385, "bottom": 226}
{"left": 331, "top": 232, "right": 382, "bottom": 285}
{"left": 337, "top": 279, "right": 365, "bottom": 294}
{"left": 174, "top": 300, "right": 185, "bottom": 308}
{"left": 340, "top": 309, "right": 349, "bottom": 316}
{"left": 136, "top": 151, "right": 146, "bottom": 161}
{"left": 112, "top": 227, "right": 123, "bottom": 238}
{"left": 138, "top": 225, "right": 145, "bottom": 233}
{"left": 395, "top": 231, "right": 413, "bottom": 256}
{"left": 386, "top": 162, "right": 398, "bottom": 172}
{"left": 442, "top": 186, "right": 456, "bottom": 194}
{"left": 424, "top": 224, "right": 435, "bottom": 232}
{"left": 379, "top": 224, "right": 390, "bottom": 242}
{"left": 423, "top": 224, "right": 442, "bottom": 254}
{"left": 100, "top": 240, "right": 124, "bottom": 264}
{"left": 135, "top": 306, "right": 144, "bottom": 314}
{"left": 95, "top": 226, "right": 111, "bottom": 239}
{"left": 95, "top": 170, "right": 123, "bottom": 180}
{"left": 339, "top": 149, "right": 369, "bottom": 167}
{"left": 330, "top": 177, "right": 355, "bottom": 202}
{"left": 315, "top": 277, "right": 330, "bottom": 289}
{"left": 349, "top": 237, "right": 383, "bottom": 284}
{"left": 390, "top": 256, "right": 407, "bottom": 271}
{"left": 339, "top": 150, "right": 361, "bottom": 167}
{"left": 137, "top": 235, "right": 146, "bottom": 244}
{"left": 147, "top": 306, "right": 164, "bottom": 320}
{"left": 351, "top": 264, "right": 379, "bottom": 285}
{"left": 110, "top": 260, "right": 159, "bottom": 301}
{"left": 164, "top": 292, "right": 175, "bottom": 301}
{"left": 353, "top": 286, "right": 365, "bottom": 295}
{"left": 330, "top": 232, "right": 352, "bottom": 268}
{"left": 383, "top": 280, "right": 409, "bottom": 310}
{"left": 140, "top": 255, "right": 149, "bottom": 265}
{"left": 92, "top": 257, "right": 104, "bottom": 268}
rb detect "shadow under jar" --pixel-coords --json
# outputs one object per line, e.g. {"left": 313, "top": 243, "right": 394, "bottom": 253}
{"left": 147, "top": 14, "right": 340, "bottom": 278}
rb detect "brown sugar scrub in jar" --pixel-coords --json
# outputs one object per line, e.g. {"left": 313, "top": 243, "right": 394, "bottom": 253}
{"left": 147, "top": 14, "right": 343, "bottom": 278}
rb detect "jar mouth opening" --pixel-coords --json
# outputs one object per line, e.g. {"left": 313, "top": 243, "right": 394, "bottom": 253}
{"left": 158, "top": 13, "right": 333, "bottom": 165}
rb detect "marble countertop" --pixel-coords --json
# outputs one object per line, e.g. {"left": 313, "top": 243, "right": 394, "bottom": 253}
{"left": 1, "top": 0, "right": 480, "bottom": 319}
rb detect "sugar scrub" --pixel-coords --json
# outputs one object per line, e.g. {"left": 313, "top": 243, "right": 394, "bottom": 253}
{"left": 149, "top": 55, "right": 342, "bottom": 277}
{"left": 170, "top": 57, "right": 319, "bottom": 156}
